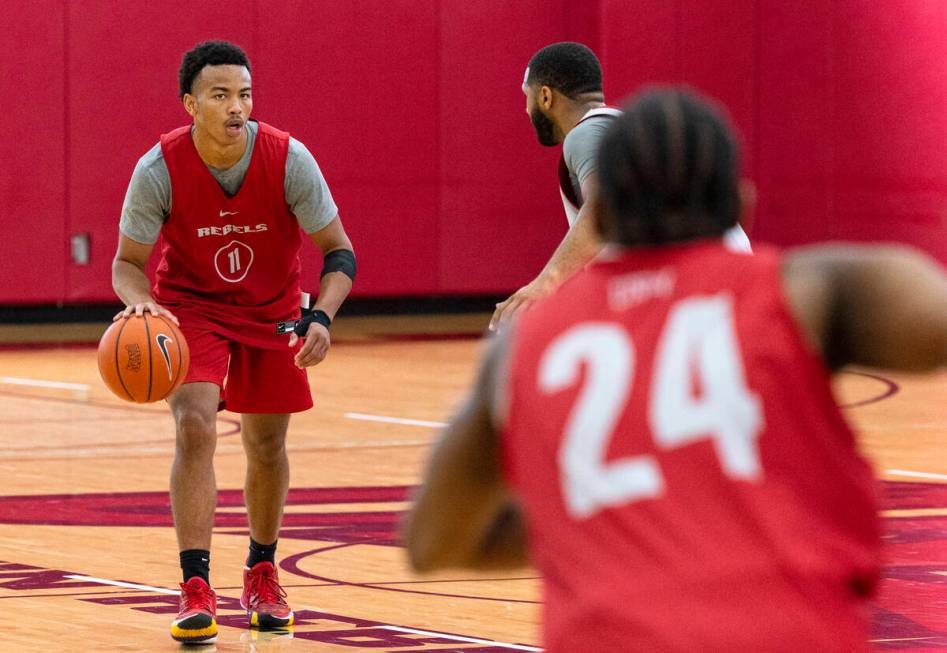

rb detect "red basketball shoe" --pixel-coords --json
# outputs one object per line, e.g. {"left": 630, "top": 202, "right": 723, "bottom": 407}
{"left": 171, "top": 576, "right": 218, "bottom": 643}
{"left": 241, "top": 561, "right": 294, "bottom": 628}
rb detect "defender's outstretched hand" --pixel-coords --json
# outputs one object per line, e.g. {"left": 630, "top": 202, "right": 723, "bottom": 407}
{"left": 489, "top": 279, "right": 549, "bottom": 331}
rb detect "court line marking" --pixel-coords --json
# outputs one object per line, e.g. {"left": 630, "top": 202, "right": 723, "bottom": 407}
{"left": 345, "top": 412, "right": 446, "bottom": 429}
{"left": 0, "top": 438, "right": 432, "bottom": 460}
{"left": 0, "top": 376, "right": 90, "bottom": 392}
{"left": 378, "top": 625, "right": 542, "bottom": 651}
{"left": 887, "top": 469, "right": 947, "bottom": 481}
{"left": 65, "top": 575, "right": 179, "bottom": 596}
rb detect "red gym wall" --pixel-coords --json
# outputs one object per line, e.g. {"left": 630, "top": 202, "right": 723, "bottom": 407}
{"left": 2, "top": 1, "right": 946, "bottom": 305}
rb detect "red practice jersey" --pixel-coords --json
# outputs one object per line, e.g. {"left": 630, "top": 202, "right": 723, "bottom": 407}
{"left": 502, "top": 241, "right": 880, "bottom": 652}
{"left": 154, "top": 120, "right": 302, "bottom": 349}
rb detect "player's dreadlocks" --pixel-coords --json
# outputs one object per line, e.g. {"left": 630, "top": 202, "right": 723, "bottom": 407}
{"left": 179, "top": 41, "right": 251, "bottom": 98}
{"left": 597, "top": 88, "right": 741, "bottom": 246}
{"left": 526, "top": 42, "right": 603, "bottom": 99}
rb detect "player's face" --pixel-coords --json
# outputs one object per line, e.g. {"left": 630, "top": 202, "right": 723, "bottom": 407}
{"left": 185, "top": 64, "right": 253, "bottom": 145}
{"left": 524, "top": 83, "right": 558, "bottom": 147}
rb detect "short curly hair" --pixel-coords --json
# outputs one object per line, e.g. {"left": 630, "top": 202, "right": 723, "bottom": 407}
{"left": 526, "top": 42, "right": 602, "bottom": 99}
{"left": 179, "top": 40, "right": 251, "bottom": 98}
{"left": 597, "top": 88, "right": 741, "bottom": 246}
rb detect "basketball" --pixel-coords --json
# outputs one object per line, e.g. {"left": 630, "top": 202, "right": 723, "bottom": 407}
{"left": 97, "top": 313, "right": 189, "bottom": 403}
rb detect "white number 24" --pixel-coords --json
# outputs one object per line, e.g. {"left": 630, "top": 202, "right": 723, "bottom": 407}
{"left": 538, "top": 295, "right": 764, "bottom": 519}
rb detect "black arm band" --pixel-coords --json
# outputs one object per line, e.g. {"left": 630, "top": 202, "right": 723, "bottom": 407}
{"left": 321, "top": 249, "right": 357, "bottom": 281}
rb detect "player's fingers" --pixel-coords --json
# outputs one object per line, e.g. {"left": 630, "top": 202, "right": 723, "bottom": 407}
{"left": 497, "top": 297, "right": 524, "bottom": 328}
{"left": 160, "top": 308, "right": 179, "bottom": 325}
{"left": 113, "top": 310, "right": 126, "bottom": 321}
{"left": 506, "top": 297, "right": 534, "bottom": 324}
{"left": 299, "top": 338, "right": 330, "bottom": 367}
{"left": 308, "top": 344, "right": 329, "bottom": 367}
{"left": 287, "top": 333, "right": 299, "bottom": 347}
{"left": 490, "top": 298, "right": 512, "bottom": 331}
{"left": 307, "top": 337, "right": 329, "bottom": 363}
{"left": 294, "top": 335, "right": 318, "bottom": 366}
{"left": 297, "top": 336, "right": 317, "bottom": 359}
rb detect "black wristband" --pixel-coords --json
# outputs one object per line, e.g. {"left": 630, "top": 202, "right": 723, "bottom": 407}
{"left": 307, "top": 309, "right": 332, "bottom": 331}
{"left": 275, "top": 308, "right": 331, "bottom": 336}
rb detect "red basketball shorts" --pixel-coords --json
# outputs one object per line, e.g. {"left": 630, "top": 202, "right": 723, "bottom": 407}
{"left": 178, "top": 326, "right": 313, "bottom": 414}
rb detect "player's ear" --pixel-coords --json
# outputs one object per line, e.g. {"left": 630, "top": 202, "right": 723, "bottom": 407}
{"left": 182, "top": 94, "right": 197, "bottom": 118}
{"left": 540, "top": 85, "right": 554, "bottom": 110}
{"left": 737, "top": 179, "right": 757, "bottom": 235}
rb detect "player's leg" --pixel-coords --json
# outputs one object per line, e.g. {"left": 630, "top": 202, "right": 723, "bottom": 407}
{"left": 169, "top": 382, "right": 222, "bottom": 553}
{"left": 241, "top": 412, "right": 291, "bottom": 547}
{"left": 227, "top": 342, "right": 311, "bottom": 628}
{"left": 165, "top": 328, "right": 229, "bottom": 644}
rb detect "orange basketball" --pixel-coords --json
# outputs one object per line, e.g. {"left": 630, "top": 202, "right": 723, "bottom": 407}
{"left": 97, "top": 313, "right": 190, "bottom": 403}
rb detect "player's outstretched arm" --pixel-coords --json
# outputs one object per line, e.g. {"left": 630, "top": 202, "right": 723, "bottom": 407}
{"left": 291, "top": 216, "right": 355, "bottom": 368}
{"left": 783, "top": 244, "right": 947, "bottom": 372}
{"left": 490, "top": 176, "right": 603, "bottom": 331}
{"left": 111, "top": 234, "right": 178, "bottom": 324}
{"left": 403, "top": 332, "right": 528, "bottom": 572}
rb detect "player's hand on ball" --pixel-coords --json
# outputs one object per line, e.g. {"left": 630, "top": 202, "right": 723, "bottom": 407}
{"left": 114, "top": 301, "right": 179, "bottom": 326}
{"left": 290, "top": 323, "right": 330, "bottom": 368}
{"left": 489, "top": 279, "right": 549, "bottom": 331}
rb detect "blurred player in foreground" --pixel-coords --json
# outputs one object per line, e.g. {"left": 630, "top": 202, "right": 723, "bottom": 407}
{"left": 490, "top": 42, "right": 751, "bottom": 330}
{"left": 112, "top": 40, "right": 356, "bottom": 643}
{"left": 406, "top": 88, "right": 947, "bottom": 651}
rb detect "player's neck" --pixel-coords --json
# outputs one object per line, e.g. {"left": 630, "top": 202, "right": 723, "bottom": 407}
{"left": 191, "top": 126, "right": 248, "bottom": 169}
{"left": 561, "top": 98, "right": 607, "bottom": 137}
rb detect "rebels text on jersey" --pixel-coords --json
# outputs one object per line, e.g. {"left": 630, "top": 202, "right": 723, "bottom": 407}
{"left": 196, "top": 223, "right": 268, "bottom": 238}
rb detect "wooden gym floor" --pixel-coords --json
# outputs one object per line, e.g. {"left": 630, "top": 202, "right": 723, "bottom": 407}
{"left": 0, "top": 314, "right": 945, "bottom": 651}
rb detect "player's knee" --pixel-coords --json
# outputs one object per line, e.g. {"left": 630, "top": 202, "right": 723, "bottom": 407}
{"left": 174, "top": 410, "right": 216, "bottom": 456}
{"left": 243, "top": 430, "right": 287, "bottom": 464}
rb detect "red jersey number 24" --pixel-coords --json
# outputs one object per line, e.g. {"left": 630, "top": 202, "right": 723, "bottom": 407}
{"left": 538, "top": 294, "right": 765, "bottom": 520}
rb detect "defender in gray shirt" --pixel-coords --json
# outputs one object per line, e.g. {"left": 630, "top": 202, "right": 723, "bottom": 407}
{"left": 491, "top": 43, "right": 750, "bottom": 330}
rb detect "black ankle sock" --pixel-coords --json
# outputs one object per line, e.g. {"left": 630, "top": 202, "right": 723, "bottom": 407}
{"left": 180, "top": 549, "right": 210, "bottom": 583}
{"left": 247, "top": 537, "right": 277, "bottom": 567}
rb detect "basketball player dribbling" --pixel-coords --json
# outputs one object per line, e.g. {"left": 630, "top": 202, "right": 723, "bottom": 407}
{"left": 406, "top": 89, "right": 947, "bottom": 651}
{"left": 111, "top": 41, "right": 357, "bottom": 643}
{"left": 490, "top": 42, "right": 751, "bottom": 331}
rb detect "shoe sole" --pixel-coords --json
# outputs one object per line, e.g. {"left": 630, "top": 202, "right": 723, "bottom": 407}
{"left": 171, "top": 616, "right": 218, "bottom": 643}
{"left": 249, "top": 609, "right": 294, "bottom": 629}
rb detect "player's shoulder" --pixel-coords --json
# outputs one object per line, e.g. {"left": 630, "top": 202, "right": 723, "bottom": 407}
{"left": 134, "top": 142, "right": 169, "bottom": 179}
{"left": 254, "top": 119, "right": 290, "bottom": 141}
{"left": 563, "top": 114, "right": 616, "bottom": 157}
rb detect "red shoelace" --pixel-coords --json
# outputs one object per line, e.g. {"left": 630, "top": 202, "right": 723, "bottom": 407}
{"left": 246, "top": 567, "right": 288, "bottom": 607}
{"left": 180, "top": 581, "right": 215, "bottom": 613}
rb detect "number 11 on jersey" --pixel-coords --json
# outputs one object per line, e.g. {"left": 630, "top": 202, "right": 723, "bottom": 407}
{"left": 538, "top": 294, "right": 764, "bottom": 520}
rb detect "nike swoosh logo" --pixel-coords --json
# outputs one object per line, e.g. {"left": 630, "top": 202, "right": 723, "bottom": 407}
{"left": 155, "top": 334, "right": 173, "bottom": 380}
{"left": 219, "top": 210, "right": 239, "bottom": 217}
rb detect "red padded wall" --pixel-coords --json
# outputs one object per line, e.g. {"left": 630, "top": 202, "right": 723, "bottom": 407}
{"left": 257, "top": 0, "right": 441, "bottom": 296}
{"left": 3, "top": 1, "right": 945, "bottom": 305}
{"left": 826, "top": 1, "right": 947, "bottom": 261}
{"left": 437, "top": 1, "right": 576, "bottom": 293}
{"left": 0, "top": 1, "right": 66, "bottom": 303}
{"left": 600, "top": 0, "right": 947, "bottom": 260}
